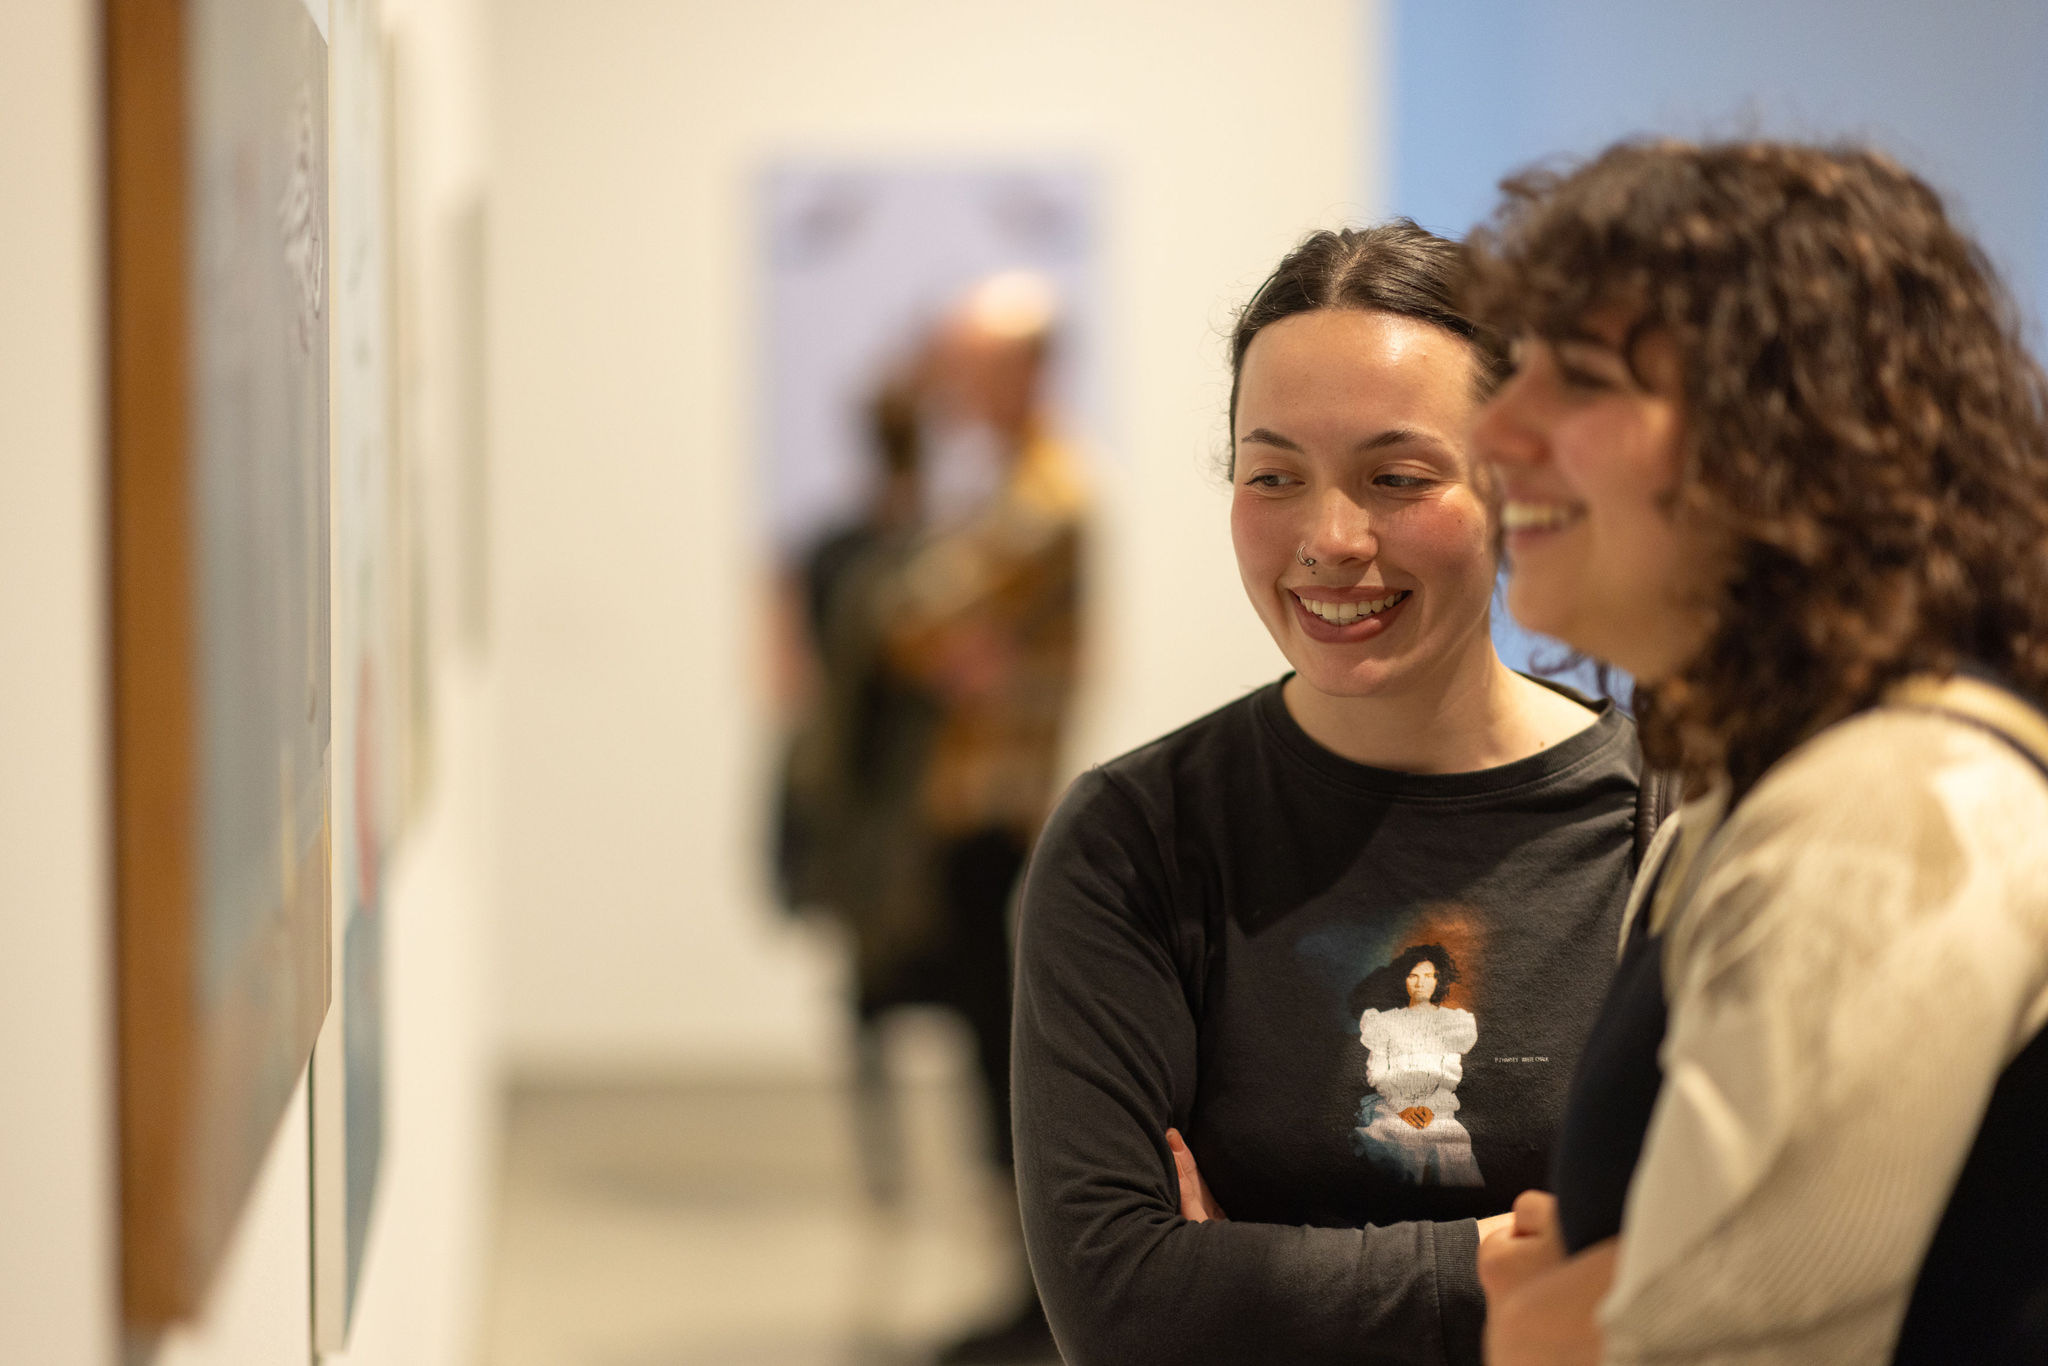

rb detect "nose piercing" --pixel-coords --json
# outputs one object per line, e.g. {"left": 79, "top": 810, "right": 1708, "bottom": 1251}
{"left": 1296, "top": 545, "right": 1317, "bottom": 567}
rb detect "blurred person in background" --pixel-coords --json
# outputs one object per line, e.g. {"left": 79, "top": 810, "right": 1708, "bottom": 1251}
{"left": 779, "top": 271, "right": 1087, "bottom": 1364}
{"left": 893, "top": 271, "right": 1086, "bottom": 1364}
{"left": 1466, "top": 140, "right": 2048, "bottom": 1366}
{"left": 777, "top": 377, "right": 946, "bottom": 1204}
{"left": 1010, "top": 224, "right": 1666, "bottom": 1366}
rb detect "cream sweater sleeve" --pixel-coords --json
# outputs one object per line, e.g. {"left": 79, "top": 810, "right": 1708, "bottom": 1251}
{"left": 1599, "top": 710, "right": 2048, "bottom": 1366}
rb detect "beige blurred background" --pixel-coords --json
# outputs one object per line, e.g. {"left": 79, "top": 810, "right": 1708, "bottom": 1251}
{"left": 9, "top": 1, "right": 2047, "bottom": 1363}
{"left": 5, "top": 2, "right": 1345, "bottom": 1363}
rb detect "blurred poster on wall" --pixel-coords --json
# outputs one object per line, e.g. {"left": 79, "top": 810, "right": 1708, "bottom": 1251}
{"left": 107, "top": 0, "right": 331, "bottom": 1326}
{"left": 760, "top": 162, "right": 1102, "bottom": 563}
{"left": 311, "top": 0, "right": 400, "bottom": 1347}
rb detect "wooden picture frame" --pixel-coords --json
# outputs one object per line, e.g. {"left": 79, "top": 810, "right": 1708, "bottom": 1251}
{"left": 108, "top": 0, "right": 332, "bottom": 1326}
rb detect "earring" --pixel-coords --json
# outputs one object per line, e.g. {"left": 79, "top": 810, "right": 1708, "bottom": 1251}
{"left": 1296, "top": 545, "right": 1317, "bottom": 567}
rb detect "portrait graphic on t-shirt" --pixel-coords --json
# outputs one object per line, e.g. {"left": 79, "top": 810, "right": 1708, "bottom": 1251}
{"left": 1350, "top": 942, "right": 1485, "bottom": 1186}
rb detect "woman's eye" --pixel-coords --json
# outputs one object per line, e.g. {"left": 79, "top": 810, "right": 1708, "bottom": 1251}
{"left": 1550, "top": 347, "right": 1625, "bottom": 391}
{"left": 1244, "top": 472, "right": 1294, "bottom": 489}
{"left": 1376, "top": 474, "right": 1431, "bottom": 490}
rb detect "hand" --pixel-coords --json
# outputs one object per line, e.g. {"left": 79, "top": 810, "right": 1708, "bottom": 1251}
{"left": 1483, "top": 1237, "right": 1618, "bottom": 1366}
{"left": 1398, "top": 1105, "right": 1435, "bottom": 1129}
{"left": 1164, "top": 1128, "right": 1228, "bottom": 1223}
{"left": 1478, "top": 1190, "right": 1567, "bottom": 1305}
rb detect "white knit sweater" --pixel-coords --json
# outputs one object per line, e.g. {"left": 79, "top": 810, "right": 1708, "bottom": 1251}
{"left": 1598, "top": 705, "right": 2048, "bottom": 1365}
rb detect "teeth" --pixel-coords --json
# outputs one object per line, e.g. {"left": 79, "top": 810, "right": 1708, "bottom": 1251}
{"left": 1298, "top": 591, "right": 1408, "bottom": 624}
{"left": 1501, "top": 500, "right": 1583, "bottom": 532}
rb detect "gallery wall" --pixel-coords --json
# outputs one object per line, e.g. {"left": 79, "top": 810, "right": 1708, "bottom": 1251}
{"left": 1, "top": 0, "right": 498, "bottom": 1362}
{"left": 485, "top": 0, "right": 1370, "bottom": 1076}
{"left": 0, "top": 0, "right": 116, "bottom": 1360}
{"left": 1390, "top": 0, "right": 2048, "bottom": 318}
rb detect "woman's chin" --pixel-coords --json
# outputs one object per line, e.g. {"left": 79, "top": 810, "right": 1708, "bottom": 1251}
{"left": 1501, "top": 585, "right": 1590, "bottom": 655}
{"left": 1288, "top": 657, "right": 1403, "bottom": 700}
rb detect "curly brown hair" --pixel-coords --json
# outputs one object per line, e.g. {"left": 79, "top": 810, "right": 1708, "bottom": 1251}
{"left": 1466, "top": 140, "right": 2048, "bottom": 795}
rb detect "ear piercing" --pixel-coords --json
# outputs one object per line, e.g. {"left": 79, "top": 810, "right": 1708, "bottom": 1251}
{"left": 1296, "top": 545, "right": 1317, "bottom": 567}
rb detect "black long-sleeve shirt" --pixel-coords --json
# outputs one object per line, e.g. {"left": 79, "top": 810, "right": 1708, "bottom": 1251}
{"left": 1013, "top": 679, "right": 1639, "bottom": 1366}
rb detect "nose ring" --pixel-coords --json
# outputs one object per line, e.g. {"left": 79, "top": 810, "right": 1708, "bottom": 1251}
{"left": 1296, "top": 545, "right": 1317, "bottom": 568}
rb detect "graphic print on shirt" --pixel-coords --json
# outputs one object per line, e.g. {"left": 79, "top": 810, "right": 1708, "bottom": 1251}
{"left": 1351, "top": 940, "right": 1485, "bottom": 1185}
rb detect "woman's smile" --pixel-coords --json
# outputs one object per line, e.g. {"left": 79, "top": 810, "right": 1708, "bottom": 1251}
{"left": 1289, "top": 588, "right": 1413, "bottom": 641}
{"left": 1499, "top": 499, "right": 1586, "bottom": 535}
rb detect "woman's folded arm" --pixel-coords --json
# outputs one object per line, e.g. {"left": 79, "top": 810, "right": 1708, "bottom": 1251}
{"left": 1012, "top": 769, "right": 1486, "bottom": 1366}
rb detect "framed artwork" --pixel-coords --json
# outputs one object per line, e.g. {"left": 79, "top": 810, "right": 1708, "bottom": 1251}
{"left": 107, "top": 0, "right": 332, "bottom": 1326}
{"left": 311, "top": 0, "right": 398, "bottom": 1348}
{"left": 759, "top": 161, "right": 1102, "bottom": 562}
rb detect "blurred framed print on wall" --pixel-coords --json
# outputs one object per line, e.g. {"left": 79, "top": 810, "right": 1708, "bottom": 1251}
{"left": 107, "top": 0, "right": 332, "bottom": 1326}
{"left": 309, "top": 0, "right": 407, "bottom": 1349}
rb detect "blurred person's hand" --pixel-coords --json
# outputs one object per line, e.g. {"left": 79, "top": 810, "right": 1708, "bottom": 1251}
{"left": 1479, "top": 1190, "right": 1566, "bottom": 1301}
{"left": 1481, "top": 1192, "right": 1613, "bottom": 1366}
{"left": 1483, "top": 1241, "right": 1615, "bottom": 1366}
{"left": 1164, "top": 1129, "right": 1227, "bottom": 1223}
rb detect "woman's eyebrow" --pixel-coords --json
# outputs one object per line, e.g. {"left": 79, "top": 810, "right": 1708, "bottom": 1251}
{"left": 1238, "top": 426, "right": 1302, "bottom": 451}
{"left": 1357, "top": 427, "right": 1435, "bottom": 453}
{"left": 1239, "top": 426, "right": 1440, "bottom": 454}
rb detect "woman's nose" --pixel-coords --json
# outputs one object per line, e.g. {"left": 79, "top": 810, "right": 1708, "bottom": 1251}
{"left": 1299, "top": 489, "right": 1377, "bottom": 565}
{"left": 1471, "top": 380, "right": 1538, "bottom": 473}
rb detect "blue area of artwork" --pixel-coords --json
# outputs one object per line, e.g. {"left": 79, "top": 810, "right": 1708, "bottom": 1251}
{"left": 343, "top": 907, "right": 384, "bottom": 1317}
{"left": 1385, "top": 0, "right": 2048, "bottom": 702}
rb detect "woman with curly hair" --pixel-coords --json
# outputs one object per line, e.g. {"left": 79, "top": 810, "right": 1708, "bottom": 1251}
{"left": 1465, "top": 139, "right": 2048, "bottom": 1365}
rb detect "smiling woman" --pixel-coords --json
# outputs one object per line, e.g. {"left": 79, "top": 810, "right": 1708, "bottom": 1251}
{"left": 1009, "top": 222, "right": 1663, "bottom": 1366}
{"left": 1474, "top": 318, "right": 1706, "bottom": 692}
{"left": 1228, "top": 305, "right": 1537, "bottom": 763}
{"left": 1465, "top": 140, "right": 2048, "bottom": 1366}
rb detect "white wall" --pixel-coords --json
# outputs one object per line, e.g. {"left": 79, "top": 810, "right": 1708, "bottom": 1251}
{"left": 0, "top": 0, "right": 116, "bottom": 1361}
{"left": 0, "top": 0, "right": 498, "bottom": 1361}
{"left": 488, "top": 0, "right": 1375, "bottom": 1076}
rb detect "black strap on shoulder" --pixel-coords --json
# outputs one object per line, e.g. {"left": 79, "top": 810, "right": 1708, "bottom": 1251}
{"left": 1632, "top": 762, "right": 1680, "bottom": 872}
{"left": 1889, "top": 671, "right": 2048, "bottom": 1365}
